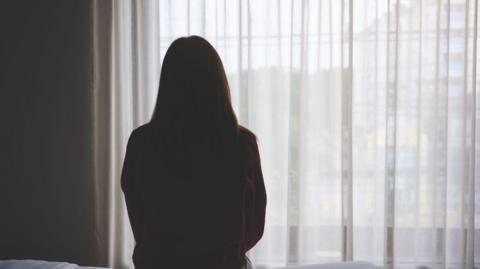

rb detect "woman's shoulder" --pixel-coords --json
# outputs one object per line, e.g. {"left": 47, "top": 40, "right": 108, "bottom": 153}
{"left": 132, "top": 122, "right": 151, "bottom": 135}
{"left": 237, "top": 126, "right": 261, "bottom": 169}
{"left": 127, "top": 123, "right": 153, "bottom": 148}
{"left": 238, "top": 125, "right": 257, "bottom": 143}
{"left": 238, "top": 125, "right": 259, "bottom": 154}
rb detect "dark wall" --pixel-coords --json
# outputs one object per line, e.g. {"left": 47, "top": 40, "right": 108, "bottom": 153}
{"left": 0, "top": 0, "right": 94, "bottom": 265}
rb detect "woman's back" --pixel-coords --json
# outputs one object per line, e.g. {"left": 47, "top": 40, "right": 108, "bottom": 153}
{"left": 121, "top": 123, "right": 266, "bottom": 269}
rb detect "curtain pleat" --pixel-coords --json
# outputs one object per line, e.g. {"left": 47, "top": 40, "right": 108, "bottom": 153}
{"left": 286, "top": 0, "right": 298, "bottom": 264}
{"left": 340, "top": 0, "right": 354, "bottom": 262}
{"left": 92, "top": 1, "right": 480, "bottom": 268}
{"left": 467, "top": 1, "right": 478, "bottom": 267}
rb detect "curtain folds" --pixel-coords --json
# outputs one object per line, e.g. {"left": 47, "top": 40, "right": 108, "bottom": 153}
{"left": 92, "top": 0, "right": 480, "bottom": 268}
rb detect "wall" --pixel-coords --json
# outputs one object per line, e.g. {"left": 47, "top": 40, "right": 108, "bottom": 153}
{"left": 0, "top": 0, "right": 94, "bottom": 265}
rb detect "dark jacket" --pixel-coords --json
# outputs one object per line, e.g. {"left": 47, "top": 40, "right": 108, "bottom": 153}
{"left": 121, "top": 124, "right": 267, "bottom": 269}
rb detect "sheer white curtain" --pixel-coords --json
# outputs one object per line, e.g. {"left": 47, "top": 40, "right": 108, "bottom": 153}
{"left": 92, "top": 0, "right": 480, "bottom": 268}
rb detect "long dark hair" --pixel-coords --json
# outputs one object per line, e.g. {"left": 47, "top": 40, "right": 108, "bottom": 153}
{"left": 150, "top": 36, "right": 240, "bottom": 178}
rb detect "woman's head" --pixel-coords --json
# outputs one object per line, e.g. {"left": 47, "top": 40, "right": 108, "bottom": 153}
{"left": 151, "top": 36, "right": 237, "bottom": 136}
{"left": 150, "top": 36, "right": 238, "bottom": 171}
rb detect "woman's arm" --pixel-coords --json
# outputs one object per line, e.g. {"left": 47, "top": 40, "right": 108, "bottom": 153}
{"left": 121, "top": 129, "right": 142, "bottom": 242}
{"left": 244, "top": 139, "right": 267, "bottom": 251}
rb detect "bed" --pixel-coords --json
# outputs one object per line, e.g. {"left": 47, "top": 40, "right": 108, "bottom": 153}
{"left": 273, "top": 261, "right": 379, "bottom": 269}
{"left": 0, "top": 260, "right": 106, "bottom": 269}
{"left": 0, "top": 259, "right": 378, "bottom": 269}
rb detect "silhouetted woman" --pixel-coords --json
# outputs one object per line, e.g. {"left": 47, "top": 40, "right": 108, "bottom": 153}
{"left": 121, "top": 36, "right": 266, "bottom": 269}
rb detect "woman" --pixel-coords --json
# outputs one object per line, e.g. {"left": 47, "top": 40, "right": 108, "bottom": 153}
{"left": 121, "top": 36, "right": 267, "bottom": 269}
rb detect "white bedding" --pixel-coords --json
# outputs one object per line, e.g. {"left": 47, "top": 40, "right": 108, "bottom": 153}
{"left": 273, "top": 261, "right": 379, "bottom": 269}
{"left": 0, "top": 260, "right": 107, "bottom": 269}
{"left": 0, "top": 259, "right": 378, "bottom": 269}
